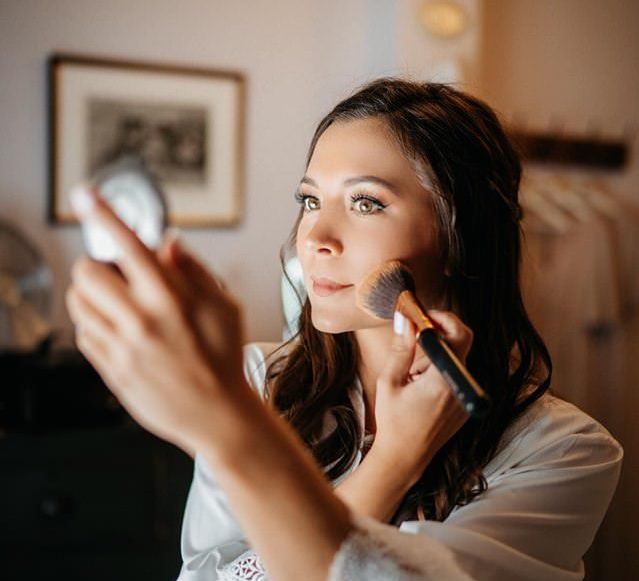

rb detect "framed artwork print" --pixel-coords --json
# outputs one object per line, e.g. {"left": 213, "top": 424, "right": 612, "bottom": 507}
{"left": 48, "top": 53, "right": 245, "bottom": 227}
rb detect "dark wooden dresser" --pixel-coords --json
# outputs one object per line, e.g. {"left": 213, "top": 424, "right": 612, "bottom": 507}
{"left": 0, "top": 348, "right": 194, "bottom": 580}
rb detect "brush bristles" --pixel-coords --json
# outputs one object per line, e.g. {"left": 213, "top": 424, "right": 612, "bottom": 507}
{"left": 355, "top": 260, "right": 416, "bottom": 320}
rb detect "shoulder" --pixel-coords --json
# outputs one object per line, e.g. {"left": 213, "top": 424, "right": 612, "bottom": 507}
{"left": 242, "top": 340, "right": 294, "bottom": 399}
{"left": 485, "top": 391, "right": 623, "bottom": 479}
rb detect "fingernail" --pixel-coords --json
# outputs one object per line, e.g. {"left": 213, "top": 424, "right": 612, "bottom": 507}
{"left": 70, "top": 184, "right": 97, "bottom": 219}
{"left": 163, "top": 227, "right": 182, "bottom": 260}
{"left": 393, "top": 311, "right": 407, "bottom": 335}
{"left": 165, "top": 226, "right": 182, "bottom": 245}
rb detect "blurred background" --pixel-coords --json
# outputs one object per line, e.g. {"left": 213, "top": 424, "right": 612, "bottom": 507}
{"left": 0, "top": 1, "right": 637, "bottom": 579}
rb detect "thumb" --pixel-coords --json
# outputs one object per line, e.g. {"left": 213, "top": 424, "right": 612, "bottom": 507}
{"left": 379, "top": 311, "right": 417, "bottom": 387}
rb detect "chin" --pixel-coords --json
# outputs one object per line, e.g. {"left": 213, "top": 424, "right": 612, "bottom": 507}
{"left": 310, "top": 312, "right": 351, "bottom": 334}
{"left": 310, "top": 307, "right": 385, "bottom": 334}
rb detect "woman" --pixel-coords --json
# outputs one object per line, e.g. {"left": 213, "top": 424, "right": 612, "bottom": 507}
{"left": 66, "top": 79, "right": 622, "bottom": 580}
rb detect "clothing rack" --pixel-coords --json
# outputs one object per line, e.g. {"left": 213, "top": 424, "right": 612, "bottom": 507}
{"left": 518, "top": 168, "right": 623, "bottom": 235}
{"left": 508, "top": 129, "right": 629, "bottom": 169}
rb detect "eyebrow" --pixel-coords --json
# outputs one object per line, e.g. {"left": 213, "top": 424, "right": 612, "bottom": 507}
{"left": 300, "top": 175, "right": 401, "bottom": 195}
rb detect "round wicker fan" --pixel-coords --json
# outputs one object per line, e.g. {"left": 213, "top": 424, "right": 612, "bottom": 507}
{"left": 0, "top": 219, "right": 53, "bottom": 352}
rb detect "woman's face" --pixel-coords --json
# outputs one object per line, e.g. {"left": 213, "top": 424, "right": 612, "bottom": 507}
{"left": 295, "top": 117, "right": 446, "bottom": 333}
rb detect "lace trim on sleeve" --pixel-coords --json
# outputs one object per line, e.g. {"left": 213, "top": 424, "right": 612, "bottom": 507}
{"left": 216, "top": 530, "right": 425, "bottom": 581}
{"left": 218, "top": 549, "right": 268, "bottom": 581}
{"left": 328, "top": 524, "right": 425, "bottom": 580}
{"left": 217, "top": 513, "right": 471, "bottom": 581}
{"left": 328, "top": 512, "right": 472, "bottom": 581}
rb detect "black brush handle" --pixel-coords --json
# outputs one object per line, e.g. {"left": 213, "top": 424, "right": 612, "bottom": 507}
{"left": 417, "top": 327, "right": 490, "bottom": 419}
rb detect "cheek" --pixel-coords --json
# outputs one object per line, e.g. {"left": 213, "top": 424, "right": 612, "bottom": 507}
{"left": 402, "top": 226, "right": 445, "bottom": 303}
{"left": 366, "top": 216, "right": 438, "bottom": 268}
{"left": 295, "top": 225, "right": 309, "bottom": 278}
{"left": 294, "top": 220, "right": 304, "bottom": 253}
{"left": 370, "top": 215, "right": 443, "bottom": 299}
{"left": 403, "top": 220, "right": 440, "bottom": 266}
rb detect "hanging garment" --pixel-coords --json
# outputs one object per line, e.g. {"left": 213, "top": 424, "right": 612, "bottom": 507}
{"left": 520, "top": 194, "right": 639, "bottom": 581}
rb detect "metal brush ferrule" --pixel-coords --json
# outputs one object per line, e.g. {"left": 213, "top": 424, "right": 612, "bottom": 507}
{"left": 395, "top": 290, "right": 436, "bottom": 333}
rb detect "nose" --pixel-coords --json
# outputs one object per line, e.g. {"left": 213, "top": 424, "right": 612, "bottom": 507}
{"left": 303, "top": 213, "right": 343, "bottom": 256}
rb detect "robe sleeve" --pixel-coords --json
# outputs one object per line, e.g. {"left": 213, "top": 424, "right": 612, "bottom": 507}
{"left": 177, "top": 343, "right": 278, "bottom": 580}
{"left": 328, "top": 423, "right": 623, "bottom": 581}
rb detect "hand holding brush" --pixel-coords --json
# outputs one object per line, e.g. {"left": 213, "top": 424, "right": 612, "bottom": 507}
{"left": 356, "top": 260, "right": 491, "bottom": 419}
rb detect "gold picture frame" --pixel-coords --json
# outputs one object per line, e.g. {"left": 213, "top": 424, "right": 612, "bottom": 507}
{"left": 48, "top": 53, "right": 245, "bottom": 227}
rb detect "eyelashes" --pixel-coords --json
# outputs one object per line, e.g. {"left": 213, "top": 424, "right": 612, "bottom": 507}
{"left": 294, "top": 191, "right": 388, "bottom": 215}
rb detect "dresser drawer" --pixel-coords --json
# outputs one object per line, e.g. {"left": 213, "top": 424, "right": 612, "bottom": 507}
{"left": 0, "top": 425, "right": 191, "bottom": 550}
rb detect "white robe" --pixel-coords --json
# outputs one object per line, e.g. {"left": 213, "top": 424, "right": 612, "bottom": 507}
{"left": 177, "top": 342, "right": 623, "bottom": 581}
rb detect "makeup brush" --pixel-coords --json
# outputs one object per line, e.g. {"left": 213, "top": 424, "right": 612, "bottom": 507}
{"left": 356, "top": 260, "right": 491, "bottom": 419}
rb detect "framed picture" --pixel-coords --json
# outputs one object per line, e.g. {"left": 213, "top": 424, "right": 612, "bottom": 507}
{"left": 48, "top": 53, "right": 245, "bottom": 227}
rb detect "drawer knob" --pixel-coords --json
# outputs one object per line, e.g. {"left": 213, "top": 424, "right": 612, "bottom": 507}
{"left": 39, "top": 493, "right": 74, "bottom": 520}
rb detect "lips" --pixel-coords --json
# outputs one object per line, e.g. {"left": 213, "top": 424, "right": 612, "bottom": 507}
{"left": 312, "top": 276, "right": 350, "bottom": 289}
{"left": 311, "top": 276, "right": 353, "bottom": 297}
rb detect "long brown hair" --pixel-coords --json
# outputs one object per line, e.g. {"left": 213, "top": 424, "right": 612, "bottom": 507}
{"left": 264, "top": 78, "right": 552, "bottom": 523}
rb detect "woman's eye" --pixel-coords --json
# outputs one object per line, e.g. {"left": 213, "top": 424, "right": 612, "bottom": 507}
{"left": 294, "top": 192, "right": 319, "bottom": 212}
{"left": 350, "top": 193, "right": 387, "bottom": 215}
{"left": 294, "top": 191, "right": 387, "bottom": 215}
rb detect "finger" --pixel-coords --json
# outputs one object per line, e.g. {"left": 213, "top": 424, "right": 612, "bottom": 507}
{"left": 70, "top": 257, "right": 142, "bottom": 332}
{"left": 70, "top": 184, "right": 169, "bottom": 299}
{"left": 156, "top": 232, "right": 192, "bottom": 299}
{"left": 66, "top": 285, "right": 117, "bottom": 345}
{"left": 76, "top": 327, "right": 131, "bottom": 407}
{"left": 165, "top": 232, "right": 228, "bottom": 297}
{"left": 378, "top": 311, "right": 417, "bottom": 388}
{"left": 409, "top": 354, "right": 433, "bottom": 377}
{"left": 75, "top": 324, "right": 113, "bottom": 380}
{"left": 155, "top": 232, "right": 227, "bottom": 311}
{"left": 425, "top": 309, "right": 474, "bottom": 360}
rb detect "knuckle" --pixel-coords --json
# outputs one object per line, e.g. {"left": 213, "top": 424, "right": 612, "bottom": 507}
{"left": 158, "top": 286, "right": 182, "bottom": 312}
{"left": 75, "top": 332, "right": 88, "bottom": 353}
{"left": 446, "top": 316, "right": 472, "bottom": 342}
{"left": 175, "top": 303, "right": 198, "bottom": 335}
{"left": 128, "top": 313, "right": 157, "bottom": 341}
{"left": 71, "top": 256, "right": 97, "bottom": 281}
{"left": 211, "top": 272, "right": 226, "bottom": 291}
{"left": 233, "top": 300, "right": 244, "bottom": 322}
{"left": 215, "top": 295, "right": 242, "bottom": 326}
{"left": 389, "top": 336, "right": 408, "bottom": 354}
{"left": 465, "top": 327, "right": 475, "bottom": 349}
{"left": 464, "top": 325, "right": 474, "bottom": 343}
{"left": 117, "top": 345, "right": 137, "bottom": 369}
{"left": 389, "top": 343, "right": 406, "bottom": 357}
{"left": 225, "top": 294, "right": 241, "bottom": 315}
{"left": 76, "top": 332, "right": 93, "bottom": 359}
{"left": 65, "top": 287, "right": 77, "bottom": 314}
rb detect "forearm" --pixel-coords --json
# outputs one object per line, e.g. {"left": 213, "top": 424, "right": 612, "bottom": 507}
{"left": 196, "top": 384, "right": 352, "bottom": 581}
{"left": 334, "top": 443, "right": 424, "bottom": 522}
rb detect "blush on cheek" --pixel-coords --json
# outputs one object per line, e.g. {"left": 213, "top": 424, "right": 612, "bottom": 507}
{"left": 401, "top": 255, "right": 446, "bottom": 307}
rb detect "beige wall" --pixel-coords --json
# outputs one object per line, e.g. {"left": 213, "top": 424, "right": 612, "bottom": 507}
{"left": 479, "top": 0, "right": 639, "bottom": 197}
{"left": 1, "top": 0, "right": 637, "bottom": 345}
{"left": 0, "top": 0, "right": 396, "bottom": 345}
